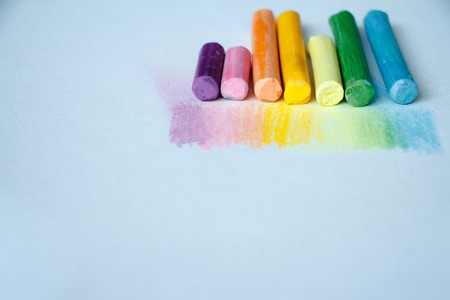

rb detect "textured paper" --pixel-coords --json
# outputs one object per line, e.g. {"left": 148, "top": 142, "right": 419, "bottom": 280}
{"left": 0, "top": 0, "right": 449, "bottom": 299}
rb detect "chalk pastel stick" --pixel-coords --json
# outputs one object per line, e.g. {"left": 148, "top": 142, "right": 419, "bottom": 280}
{"left": 221, "top": 46, "right": 251, "bottom": 100}
{"left": 364, "top": 10, "right": 418, "bottom": 104}
{"left": 252, "top": 9, "right": 283, "bottom": 102}
{"left": 192, "top": 42, "right": 225, "bottom": 101}
{"left": 277, "top": 11, "right": 311, "bottom": 104}
{"left": 307, "top": 35, "right": 344, "bottom": 106}
{"left": 329, "top": 11, "right": 374, "bottom": 107}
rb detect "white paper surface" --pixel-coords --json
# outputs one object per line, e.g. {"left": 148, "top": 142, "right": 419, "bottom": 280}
{"left": 1, "top": 0, "right": 449, "bottom": 299}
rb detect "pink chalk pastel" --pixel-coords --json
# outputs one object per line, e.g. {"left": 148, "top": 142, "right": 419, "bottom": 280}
{"left": 220, "top": 46, "right": 251, "bottom": 100}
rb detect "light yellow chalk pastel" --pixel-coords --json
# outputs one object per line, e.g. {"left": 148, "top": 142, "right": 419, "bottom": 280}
{"left": 277, "top": 11, "right": 311, "bottom": 105}
{"left": 307, "top": 35, "right": 344, "bottom": 106}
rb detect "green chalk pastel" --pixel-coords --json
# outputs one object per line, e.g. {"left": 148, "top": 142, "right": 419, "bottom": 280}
{"left": 329, "top": 11, "right": 374, "bottom": 107}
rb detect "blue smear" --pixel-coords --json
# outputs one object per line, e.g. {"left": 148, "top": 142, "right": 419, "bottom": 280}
{"left": 387, "top": 108, "right": 442, "bottom": 153}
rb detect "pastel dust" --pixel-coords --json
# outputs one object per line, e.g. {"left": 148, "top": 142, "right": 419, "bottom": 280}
{"left": 168, "top": 102, "right": 322, "bottom": 149}
{"left": 151, "top": 71, "right": 441, "bottom": 153}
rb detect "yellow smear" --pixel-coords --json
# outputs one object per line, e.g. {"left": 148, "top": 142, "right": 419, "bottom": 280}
{"left": 273, "top": 104, "right": 291, "bottom": 147}
{"left": 262, "top": 104, "right": 276, "bottom": 145}
{"left": 307, "top": 35, "right": 344, "bottom": 106}
{"left": 261, "top": 103, "right": 314, "bottom": 147}
{"left": 277, "top": 11, "right": 311, "bottom": 105}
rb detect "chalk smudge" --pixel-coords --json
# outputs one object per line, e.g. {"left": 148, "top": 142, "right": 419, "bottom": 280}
{"left": 151, "top": 71, "right": 441, "bottom": 153}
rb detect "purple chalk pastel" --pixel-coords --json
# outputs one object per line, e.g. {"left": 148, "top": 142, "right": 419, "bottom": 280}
{"left": 192, "top": 42, "right": 225, "bottom": 101}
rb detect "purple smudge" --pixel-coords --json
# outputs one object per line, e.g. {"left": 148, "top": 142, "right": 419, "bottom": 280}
{"left": 169, "top": 102, "right": 208, "bottom": 147}
{"left": 151, "top": 69, "right": 194, "bottom": 105}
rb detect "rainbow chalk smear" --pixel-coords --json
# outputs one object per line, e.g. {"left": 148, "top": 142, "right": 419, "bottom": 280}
{"left": 154, "top": 72, "right": 440, "bottom": 153}
{"left": 169, "top": 102, "right": 439, "bottom": 152}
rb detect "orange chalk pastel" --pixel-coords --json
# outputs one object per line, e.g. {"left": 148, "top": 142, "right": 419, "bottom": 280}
{"left": 251, "top": 9, "right": 283, "bottom": 102}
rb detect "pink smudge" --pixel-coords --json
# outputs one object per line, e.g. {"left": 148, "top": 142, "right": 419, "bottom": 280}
{"left": 151, "top": 68, "right": 262, "bottom": 149}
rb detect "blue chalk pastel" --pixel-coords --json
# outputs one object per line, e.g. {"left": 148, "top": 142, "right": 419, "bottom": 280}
{"left": 364, "top": 10, "right": 419, "bottom": 105}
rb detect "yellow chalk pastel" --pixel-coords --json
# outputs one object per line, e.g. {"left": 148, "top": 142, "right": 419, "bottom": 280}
{"left": 277, "top": 11, "right": 311, "bottom": 105}
{"left": 307, "top": 35, "right": 344, "bottom": 106}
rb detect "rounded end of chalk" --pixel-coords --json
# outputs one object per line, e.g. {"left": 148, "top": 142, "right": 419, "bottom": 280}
{"left": 192, "top": 76, "right": 220, "bottom": 101}
{"left": 254, "top": 78, "right": 283, "bottom": 102}
{"left": 201, "top": 42, "right": 225, "bottom": 54}
{"left": 226, "top": 46, "right": 251, "bottom": 56}
{"left": 330, "top": 10, "right": 354, "bottom": 22}
{"left": 365, "top": 10, "right": 388, "bottom": 20}
{"left": 253, "top": 9, "right": 275, "bottom": 19}
{"left": 316, "top": 81, "right": 344, "bottom": 107}
{"left": 221, "top": 78, "right": 249, "bottom": 100}
{"left": 283, "top": 80, "right": 311, "bottom": 105}
{"left": 364, "top": 10, "right": 389, "bottom": 29}
{"left": 345, "top": 80, "right": 374, "bottom": 107}
{"left": 279, "top": 10, "right": 300, "bottom": 20}
{"left": 389, "top": 79, "right": 418, "bottom": 105}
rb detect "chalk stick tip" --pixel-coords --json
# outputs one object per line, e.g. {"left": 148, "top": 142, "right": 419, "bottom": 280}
{"left": 330, "top": 10, "right": 353, "bottom": 20}
{"left": 254, "top": 78, "right": 282, "bottom": 102}
{"left": 254, "top": 8, "right": 274, "bottom": 16}
{"left": 389, "top": 79, "right": 418, "bottom": 105}
{"left": 279, "top": 10, "right": 299, "bottom": 18}
{"left": 316, "top": 81, "right": 344, "bottom": 106}
{"left": 345, "top": 80, "right": 374, "bottom": 107}
{"left": 192, "top": 76, "right": 220, "bottom": 101}
{"left": 365, "top": 10, "right": 388, "bottom": 20}
{"left": 221, "top": 78, "right": 249, "bottom": 100}
{"left": 284, "top": 80, "right": 311, "bottom": 105}
{"left": 203, "top": 42, "right": 224, "bottom": 50}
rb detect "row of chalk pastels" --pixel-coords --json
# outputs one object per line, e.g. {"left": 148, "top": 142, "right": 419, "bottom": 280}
{"left": 192, "top": 9, "right": 418, "bottom": 106}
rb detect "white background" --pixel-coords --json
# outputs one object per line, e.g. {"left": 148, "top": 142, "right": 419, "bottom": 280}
{"left": 1, "top": 0, "right": 449, "bottom": 299}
